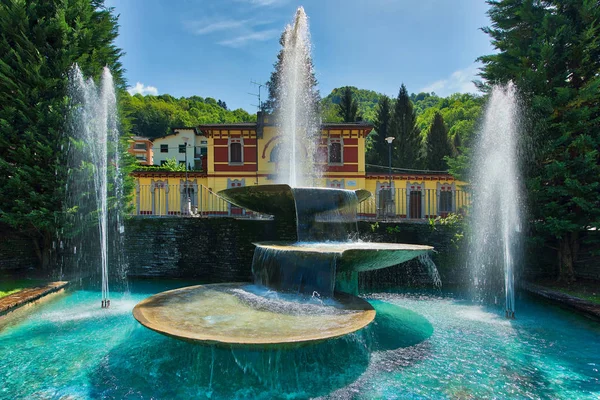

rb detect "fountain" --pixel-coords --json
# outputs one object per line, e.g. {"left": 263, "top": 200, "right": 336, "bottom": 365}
{"left": 133, "top": 7, "right": 435, "bottom": 346}
{"left": 65, "top": 65, "right": 125, "bottom": 308}
{"left": 276, "top": 7, "right": 321, "bottom": 187}
{"left": 469, "top": 83, "right": 522, "bottom": 318}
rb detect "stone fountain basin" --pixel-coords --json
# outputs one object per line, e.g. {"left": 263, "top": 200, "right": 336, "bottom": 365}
{"left": 133, "top": 283, "right": 375, "bottom": 347}
{"left": 254, "top": 242, "right": 434, "bottom": 273}
{"left": 218, "top": 184, "right": 371, "bottom": 218}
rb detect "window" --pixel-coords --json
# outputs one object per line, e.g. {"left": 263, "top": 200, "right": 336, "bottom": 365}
{"left": 439, "top": 190, "right": 453, "bottom": 214}
{"left": 160, "top": 144, "right": 168, "bottom": 153}
{"left": 269, "top": 143, "right": 281, "bottom": 163}
{"left": 328, "top": 138, "right": 343, "bottom": 164}
{"left": 229, "top": 138, "right": 243, "bottom": 164}
{"left": 134, "top": 143, "right": 146, "bottom": 150}
{"left": 179, "top": 160, "right": 185, "bottom": 166}
{"left": 136, "top": 155, "right": 147, "bottom": 161}
{"left": 160, "top": 160, "right": 167, "bottom": 166}
{"left": 179, "top": 144, "right": 186, "bottom": 153}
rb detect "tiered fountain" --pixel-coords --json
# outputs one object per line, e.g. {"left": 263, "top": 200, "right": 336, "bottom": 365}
{"left": 133, "top": 7, "right": 434, "bottom": 346}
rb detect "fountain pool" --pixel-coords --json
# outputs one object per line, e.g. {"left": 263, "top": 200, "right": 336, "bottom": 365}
{"left": 1, "top": 281, "right": 599, "bottom": 399}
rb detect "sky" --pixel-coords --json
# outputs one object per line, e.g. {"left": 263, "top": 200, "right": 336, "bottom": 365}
{"left": 106, "top": 0, "right": 495, "bottom": 112}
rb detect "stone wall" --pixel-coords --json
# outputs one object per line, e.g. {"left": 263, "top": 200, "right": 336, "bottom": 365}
{"left": 0, "top": 225, "right": 40, "bottom": 274}
{"left": 123, "top": 218, "right": 462, "bottom": 287}
{"left": 124, "top": 217, "right": 295, "bottom": 281}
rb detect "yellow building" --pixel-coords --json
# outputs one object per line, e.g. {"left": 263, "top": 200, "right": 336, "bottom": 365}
{"left": 131, "top": 114, "right": 469, "bottom": 219}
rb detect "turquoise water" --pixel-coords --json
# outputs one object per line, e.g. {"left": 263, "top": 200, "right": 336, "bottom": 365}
{"left": 0, "top": 281, "right": 599, "bottom": 399}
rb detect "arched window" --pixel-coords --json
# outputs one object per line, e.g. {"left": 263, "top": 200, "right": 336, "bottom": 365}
{"left": 269, "top": 143, "right": 281, "bottom": 163}
{"left": 328, "top": 138, "right": 343, "bottom": 164}
{"left": 229, "top": 138, "right": 243, "bottom": 164}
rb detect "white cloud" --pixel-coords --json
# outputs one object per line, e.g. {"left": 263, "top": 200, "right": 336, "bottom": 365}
{"left": 127, "top": 82, "right": 158, "bottom": 96}
{"left": 218, "top": 29, "right": 279, "bottom": 48}
{"left": 238, "top": 0, "right": 287, "bottom": 6}
{"left": 420, "top": 64, "right": 481, "bottom": 96}
{"left": 185, "top": 19, "right": 249, "bottom": 35}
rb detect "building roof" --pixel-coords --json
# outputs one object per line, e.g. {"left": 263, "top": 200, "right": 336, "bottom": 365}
{"left": 150, "top": 127, "right": 200, "bottom": 142}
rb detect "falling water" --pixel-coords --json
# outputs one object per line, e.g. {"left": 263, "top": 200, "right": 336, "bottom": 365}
{"left": 66, "top": 65, "right": 123, "bottom": 308}
{"left": 470, "top": 83, "right": 522, "bottom": 318}
{"left": 292, "top": 188, "right": 359, "bottom": 242}
{"left": 276, "top": 7, "right": 321, "bottom": 187}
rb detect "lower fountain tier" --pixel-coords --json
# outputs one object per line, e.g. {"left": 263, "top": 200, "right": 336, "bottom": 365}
{"left": 133, "top": 283, "right": 375, "bottom": 347}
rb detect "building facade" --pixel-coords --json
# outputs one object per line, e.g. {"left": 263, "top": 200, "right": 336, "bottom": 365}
{"left": 150, "top": 128, "right": 208, "bottom": 170}
{"left": 127, "top": 136, "right": 153, "bottom": 165}
{"left": 131, "top": 115, "right": 469, "bottom": 218}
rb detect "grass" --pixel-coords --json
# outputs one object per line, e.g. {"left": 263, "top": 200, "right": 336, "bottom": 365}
{"left": 538, "top": 278, "right": 600, "bottom": 305}
{"left": 0, "top": 279, "right": 46, "bottom": 299}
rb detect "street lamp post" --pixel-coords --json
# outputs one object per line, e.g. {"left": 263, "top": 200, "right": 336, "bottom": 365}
{"left": 182, "top": 137, "right": 191, "bottom": 215}
{"left": 385, "top": 137, "right": 395, "bottom": 217}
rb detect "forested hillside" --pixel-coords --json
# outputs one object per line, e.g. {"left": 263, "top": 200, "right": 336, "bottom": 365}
{"left": 121, "top": 92, "right": 256, "bottom": 139}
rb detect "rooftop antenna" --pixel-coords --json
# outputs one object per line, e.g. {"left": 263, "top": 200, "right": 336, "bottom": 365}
{"left": 249, "top": 80, "right": 265, "bottom": 112}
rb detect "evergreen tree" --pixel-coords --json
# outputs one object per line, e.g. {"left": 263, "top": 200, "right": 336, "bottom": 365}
{"left": 424, "top": 112, "right": 452, "bottom": 170}
{"left": 337, "top": 87, "right": 359, "bottom": 122}
{"left": 389, "top": 84, "right": 421, "bottom": 169}
{"left": 264, "top": 32, "right": 319, "bottom": 115}
{"left": 0, "top": 0, "right": 125, "bottom": 267}
{"left": 367, "top": 95, "right": 392, "bottom": 166}
{"left": 479, "top": 0, "right": 600, "bottom": 282}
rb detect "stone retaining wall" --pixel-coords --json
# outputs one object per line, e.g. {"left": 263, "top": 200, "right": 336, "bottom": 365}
{"left": 0, "top": 225, "right": 40, "bottom": 274}
{"left": 124, "top": 217, "right": 295, "bottom": 281}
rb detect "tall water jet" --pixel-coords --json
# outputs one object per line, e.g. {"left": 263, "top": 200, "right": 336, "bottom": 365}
{"left": 470, "top": 83, "right": 522, "bottom": 318}
{"left": 276, "top": 7, "right": 321, "bottom": 187}
{"left": 65, "top": 65, "right": 124, "bottom": 308}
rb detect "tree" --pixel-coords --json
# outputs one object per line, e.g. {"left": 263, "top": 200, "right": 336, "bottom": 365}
{"left": 264, "top": 31, "right": 320, "bottom": 115}
{"left": 479, "top": 0, "right": 600, "bottom": 282}
{"left": 337, "top": 87, "right": 359, "bottom": 122}
{"left": 122, "top": 93, "right": 255, "bottom": 139}
{"left": 0, "top": 0, "right": 125, "bottom": 267}
{"left": 366, "top": 95, "right": 392, "bottom": 166}
{"left": 424, "top": 112, "right": 453, "bottom": 170}
{"left": 389, "top": 84, "right": 421, "bottom": 169}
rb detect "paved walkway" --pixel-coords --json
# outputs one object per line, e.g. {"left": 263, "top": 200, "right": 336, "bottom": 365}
{"left": 524, "top": 282, "right": 600, "bottom": 321}
{"left": 0, "top": 281, "right": 69, "bottom": 317}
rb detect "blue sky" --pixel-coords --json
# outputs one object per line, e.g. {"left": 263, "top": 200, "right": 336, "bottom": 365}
{"left": 106, "top": 0, "right": 494, "bottom": 112}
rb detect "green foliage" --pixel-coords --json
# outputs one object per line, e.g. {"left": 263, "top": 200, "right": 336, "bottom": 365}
{"left": 389, "top": 84, "right": 421, "bottom": 169}
{"left": 264, "top": 32, "right": 320, "bottom": 115}
{"left": 479, "top": 0, "right": 600, "bottom": 281}
{"left": 366, "top": 95, "right": 393, "bottom": 166}
{"left": 134, "top": 158, "right": 188, "bottom": 172}
{"left": 0, "top": 0, "right": 126, "bottom": 266}
{"left": 424, "top": 112, "right": 453, "bottom": 170}
{"left": 122, "top": 93, "right": 255, "bottom": 139}
{"left": 337, "top": 87, "right": 359, "bottom": 122}
{"left": 321, "top": 86, "right": 383, "bottom": 123}
{"left": 428, "top": 213, "right": 466, "bottom": 249}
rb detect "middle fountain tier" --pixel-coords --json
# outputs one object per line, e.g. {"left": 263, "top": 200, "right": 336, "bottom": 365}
{"left": 222, "top": 185, "right": 433, "bottom": 296}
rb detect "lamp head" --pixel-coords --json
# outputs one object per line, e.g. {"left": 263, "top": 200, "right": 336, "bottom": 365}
{"left": 385, "top": 137, "right": 395, "bottom": 144}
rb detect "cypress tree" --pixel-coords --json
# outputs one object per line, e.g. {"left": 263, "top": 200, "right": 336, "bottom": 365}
{"left": 0, "top": 0, "right": 125, "bottom": 267}
{"left": 264, "top": 32, "right": 319, "bottom": 114}
{"left": 367, "top": 95, "right": 392, "bottom": 166}
{"left": 389, "top": 84, "right": 421, "bottom": 169}
{"left": 425, "top": 112, "right": 452, "bottom": 170}
{"left": 337, "top": 86, "right": 359, "bottom": 122}
{"left": 479, "top": 0, "right": 600, "bottom": 282}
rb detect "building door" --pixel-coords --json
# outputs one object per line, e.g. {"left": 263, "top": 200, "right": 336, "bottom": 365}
{"left": 409, "top": 190, "right": 422, "bottom": 219}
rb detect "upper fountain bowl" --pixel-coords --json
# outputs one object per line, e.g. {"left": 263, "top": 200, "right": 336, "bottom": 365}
{"left": 218, "top": 184, "right": 371, "bottom": 219}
